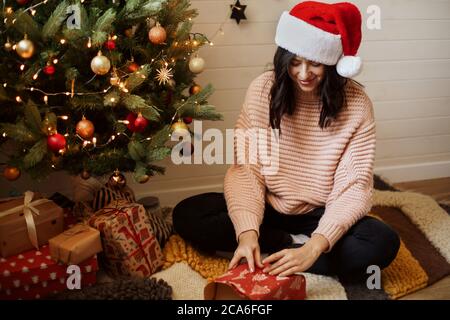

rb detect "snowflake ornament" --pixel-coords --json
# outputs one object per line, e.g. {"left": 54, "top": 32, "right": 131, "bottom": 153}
{"left": 155, "top": 65, "right": 173, "bottom": 85}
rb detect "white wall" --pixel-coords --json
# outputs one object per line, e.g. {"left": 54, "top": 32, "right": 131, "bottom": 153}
{"left": 1, "top": 0, "right": 449, "bottom": 206}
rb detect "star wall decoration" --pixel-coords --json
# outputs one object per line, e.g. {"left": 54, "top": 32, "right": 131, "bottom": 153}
{"left": 230, "top": 0, "right": 247, "bottom": 24}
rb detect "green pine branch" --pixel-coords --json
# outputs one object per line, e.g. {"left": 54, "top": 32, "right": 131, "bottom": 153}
{"left": 122, "top": 94, "right": 160, "bottom": 121}
{"left": 11, "top": 10, "right": 41, "bottom": 40}
{"left": 0, "top": 122, "right": 39, "bottom": 144}
{"left": 23, "top": 139, "right": 47, "bottom": 169}
{"left": 42, "top": 0, "right": 70, "bottom": 41}
{"left": 24, "top": 100, "right": 43, "bottom": 136}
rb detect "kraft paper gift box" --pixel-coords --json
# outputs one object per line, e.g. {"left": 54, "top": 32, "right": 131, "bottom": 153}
{"left": 204, "top": 263, "right": 306, "bottom": 300}
{"left": 88, "top": 200, "right": 163, "bottom": 278}
{"left": 0, "top": 191, "right": 64, "bottom": 258}
{"left": 49, "top": 224, "right": 103, "bottom": 265}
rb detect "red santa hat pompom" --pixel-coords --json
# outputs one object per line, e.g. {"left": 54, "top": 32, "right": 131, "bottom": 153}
{"left": 275, "top": 1, "right": 363, "bottom": 78}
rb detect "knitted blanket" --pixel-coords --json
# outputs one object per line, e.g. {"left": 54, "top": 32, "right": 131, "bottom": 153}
{"left": 152, "top": 175, "right": 450, "bottom": 300}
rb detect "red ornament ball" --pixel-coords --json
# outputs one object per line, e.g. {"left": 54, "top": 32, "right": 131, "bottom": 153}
{"left": 134, "top": 114, "right": 149, "bottom": 132}
{"left": 47, "top": 133, "right": 66, "bottom": 152}
{"left": 128, "top": 62, "right": 139, "bottom": 73}
{"left": 16, "top": 0, "right": 29, "bottom": 5}
{"left": 43, "top": 65, "right": 56, "bottom": 75}
{"left": 126, "top": 112, "right": 137, "bottom": 132}
{"left": 183, "top": 117, "right": 193, "bottom": 124}
{"left": 105, "top": 40, "right": 116, "bottom": 50}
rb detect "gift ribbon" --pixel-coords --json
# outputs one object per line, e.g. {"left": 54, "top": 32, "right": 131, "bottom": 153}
{"left": 0, "top": 191, "right": 51, "bottom": 250}
{"left": 53, "top": 224, "right": 92, "bottom": 263}
{"left": 95, "top": 202, "right": 154, "bottom": 275}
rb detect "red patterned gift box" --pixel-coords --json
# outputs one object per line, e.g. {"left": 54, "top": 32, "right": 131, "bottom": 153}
{"left": 204, "top": 263, "right": 306, "bottom": 300}
{"left": 88, "top": 200, "right": 163, "bottom": 278}
{"left": 0, "top": 244, "right": 98, "bottom": 300}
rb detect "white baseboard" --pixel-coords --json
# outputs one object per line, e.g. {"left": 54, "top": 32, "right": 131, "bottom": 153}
{"left": 374, "top": 160, "right": 450, "bottom": 184}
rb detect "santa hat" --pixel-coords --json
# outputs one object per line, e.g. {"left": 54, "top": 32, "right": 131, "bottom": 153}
{"left": 275, "top": 1, "right": 363, "bottom": 78}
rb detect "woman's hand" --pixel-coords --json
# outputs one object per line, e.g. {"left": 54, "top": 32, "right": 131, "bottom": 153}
{"left": 228, "top": 230, "right": 264, "bottom": 272}
{"left": 262, "top": 234, "right": 329, "bottom": 276}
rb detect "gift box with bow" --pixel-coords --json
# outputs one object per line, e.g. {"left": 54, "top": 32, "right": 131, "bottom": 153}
{"left": 88, "top": 200, "right": 163, "bottom": 278}
{"left": 204, "top": 263, "right": 306, "bottom": 300}
{"left": 0, "top": 191, "right": 64, "bottom": 258}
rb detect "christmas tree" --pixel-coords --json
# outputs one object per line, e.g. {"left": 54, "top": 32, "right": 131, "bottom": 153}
{"left": 0, "top": 0, "right": 222, "bottom": 184}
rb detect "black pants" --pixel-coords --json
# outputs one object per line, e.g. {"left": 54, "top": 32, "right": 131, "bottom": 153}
{"left": 173, "top": 192, "right": 400, "bottom": 279}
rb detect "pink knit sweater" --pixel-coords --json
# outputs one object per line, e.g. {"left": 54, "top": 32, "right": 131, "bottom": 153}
{"left": 224, "top": 71, "right": 376, "bottom": 251}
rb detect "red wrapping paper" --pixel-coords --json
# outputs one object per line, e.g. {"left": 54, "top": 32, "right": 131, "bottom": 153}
{"left": 0, "top": 244, "right": 98, "bottom": 300}
{"left": 0, "top": 209, "right": 98, "bottom": 300}
{"left": 88, "top": 200, "right": 163, "bottom": 278}
{"left": 204, "top": 263, "right": 306, "bottom": 300}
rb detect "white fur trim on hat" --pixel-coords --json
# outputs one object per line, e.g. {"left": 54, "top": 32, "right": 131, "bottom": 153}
{"left": 336, "top": 55, "right": 362, "bottom": 78}
{"left": 275, "top": 11, "right": 343, "bottom": 65}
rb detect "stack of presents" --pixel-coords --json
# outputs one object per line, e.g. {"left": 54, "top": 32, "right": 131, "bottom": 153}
{"left": 0, "top": 181, "right": 168, "bottom": 300}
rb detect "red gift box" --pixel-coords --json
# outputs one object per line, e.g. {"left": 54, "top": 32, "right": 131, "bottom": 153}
{"left": 204, "top": 264, "right": 306, "bottom": 300}
{"left": 0, "top": 244, "right": 98, "bottom": 300}
{"left": 88, "top": 200, "right": 163, "bottom": 278}
{"left": 0, "top": 209, "right": 98, "bottom": 300}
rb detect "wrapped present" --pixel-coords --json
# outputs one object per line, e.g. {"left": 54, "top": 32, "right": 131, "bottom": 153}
{"left": 204, "top": 264, "right": 306, "bottom": 300}
{"left": 49, "top": 224, "right": 102, "bottom": 265}
{"left": 88, "top": 200, "right": 163, "bottom": 278}
{"left": 0, "top": 191, "right": 64, "bottom": 258}
{"left": 0, "top": 244, "right": 98, "bottom": 300}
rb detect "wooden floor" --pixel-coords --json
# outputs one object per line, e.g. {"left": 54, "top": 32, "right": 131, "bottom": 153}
{"left": 392, "top": 177, "right": 450, "bottom": 300}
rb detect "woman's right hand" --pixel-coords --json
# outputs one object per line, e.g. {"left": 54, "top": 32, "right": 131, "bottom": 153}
{"left": 228, "top": 230, "right": 264, "bottom": 272}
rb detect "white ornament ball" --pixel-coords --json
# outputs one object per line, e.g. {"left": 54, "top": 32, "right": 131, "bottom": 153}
{"left": 16, "top": 38, "right": 34, "bottom": 59}
{"left": 90, "top": 51, "right": 111, "bottom": 75}
{"left": 189, "top": 56, "right": 205, "bottom": 74}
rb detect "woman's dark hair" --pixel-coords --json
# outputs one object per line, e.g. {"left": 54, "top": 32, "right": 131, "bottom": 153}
{"left": 267, "top": 47, "right": 364, "bottom": 133}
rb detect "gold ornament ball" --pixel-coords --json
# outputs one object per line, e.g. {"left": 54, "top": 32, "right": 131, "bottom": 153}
{"left": 148, "top": 23, "right": 167, "bottom": 44}
{"left": 16, "top": 38, "right": 34, "bottom": 59}
{"left": 189, "top": 56, "right": 205, "bottom": 74}
{"left": 4, "top": 41, "right": 13, "bottom": 52}
{"left": 108, "top": 170, "right": 126, "bottom": 189}
{"left": 80, "top": 170, "right": 90, "bottom": 180}
{"left": 3, "top": 166, "right": 21, "bottom": 181}
{"left": 138, "top": 175, "right": 150, "bottom": 184}
{"left": 76, "top": 117, "right": 95, "bottom": 139}
{"left": 90, "top": 51, "right": 111, "bottom": 75}
{"left": 171, "top": 120, "right": 189, "bottom": 137}
{"left": 189, "top": 84, "right": 202, "bottom": 95}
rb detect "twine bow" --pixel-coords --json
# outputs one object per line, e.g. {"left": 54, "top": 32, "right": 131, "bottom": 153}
{"left": 0, "top": 191, "right": 51, "bottom": 250}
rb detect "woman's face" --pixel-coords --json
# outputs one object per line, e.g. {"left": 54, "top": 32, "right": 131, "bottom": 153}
{"left": 288, "top": 56, "right": 325, "bottom": 94}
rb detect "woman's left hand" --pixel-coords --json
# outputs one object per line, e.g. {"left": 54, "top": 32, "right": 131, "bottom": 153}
{"left": 262, "top": 234, "right": 329, "bottom": 277}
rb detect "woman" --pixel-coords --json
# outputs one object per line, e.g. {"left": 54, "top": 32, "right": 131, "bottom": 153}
{"left": 173, "top": 1, "right": 400, "bottom": 281}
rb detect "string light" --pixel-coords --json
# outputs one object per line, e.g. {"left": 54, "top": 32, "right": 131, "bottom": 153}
{"left": 53, "top": 58, "right": 58, "bottom": 64}
{"left": 43, "top": 95, "right": 48, "bottom": 104}
{"left": 24, "top": 86, "right": 113, "bottom": 97}
{"left": 59, "top": 115, "right": 69, "bottom": 120}
{"left": 20, "top": 64, "right": 25, "bottom": 71}
{"left": 87, "top": 37, "right": 92, "bottom": 48}
{"left": 60, "top": 39, "right": 66, "bottom": 44}
{"left": 2, "top": 133, "right": 6, "bottom": 138}
{"left": 15, "top": 96, "right": 22, "bottom": 103}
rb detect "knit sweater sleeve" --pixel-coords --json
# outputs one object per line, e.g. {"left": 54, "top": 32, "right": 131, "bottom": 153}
{"left": 223, "top": 80, "right": 268, "bottom": 241}
{"left": 312, "top": 93, "right": 376, "bottom": 252}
